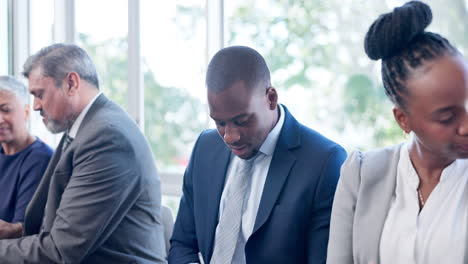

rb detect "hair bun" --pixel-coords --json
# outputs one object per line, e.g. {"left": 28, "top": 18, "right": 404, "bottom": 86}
{"left": 364, "top": 1, "right": 432, "bottom": 60}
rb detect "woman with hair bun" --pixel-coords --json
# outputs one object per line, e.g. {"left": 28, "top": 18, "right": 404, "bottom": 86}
{"left": 327, "top": 1, "right": 468, "bottom": 264}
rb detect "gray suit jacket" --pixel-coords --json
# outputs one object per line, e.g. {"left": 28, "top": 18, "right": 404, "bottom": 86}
{"left": 327, "top": 143, "right": 468, "bottom": 264}
{"left": 0, "top": 94, "right": 166, "bottom": 263}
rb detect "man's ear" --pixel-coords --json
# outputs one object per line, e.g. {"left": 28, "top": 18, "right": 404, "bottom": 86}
{"left": 393, "top": 107, "right": 411, "bottom": 134}
{"left": 65, "top": 72, "right": 80, "bottom": 96}
{"left": 266, "top": 87, "right": 278, "bottom": 110}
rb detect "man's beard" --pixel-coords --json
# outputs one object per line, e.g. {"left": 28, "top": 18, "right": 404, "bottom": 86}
{"left": 42, "top": 111, "right": 77, "bottom": 134}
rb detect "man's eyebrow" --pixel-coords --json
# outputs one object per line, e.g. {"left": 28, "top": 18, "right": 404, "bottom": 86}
{"left": 233, "top": 114, "right": 249, "bottom": 119}
{"left": 211, "top": 113, "right": 249, "bottom": 121}
{"left": 431, "top": 106, "right": 456, "bottom": 115}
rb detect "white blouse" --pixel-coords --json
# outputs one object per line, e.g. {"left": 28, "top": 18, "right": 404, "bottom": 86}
{"left": 379, "top": 144, "right": 468, "bottom": 264}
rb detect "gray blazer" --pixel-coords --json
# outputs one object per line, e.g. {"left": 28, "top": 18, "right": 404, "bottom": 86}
{"left": 327, "top": 143, "right": 468, "bottom": 264}
{"left": 0, "top": 94, "right": 166, "bottom": 263}
{"left": 327, "top": 144, "right": 401, "bottom": 264}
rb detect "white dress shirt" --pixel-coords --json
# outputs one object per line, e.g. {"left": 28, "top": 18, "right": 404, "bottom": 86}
{"left": 216, "top": 104, "right": 285, "bottom": 264}
{"left": 380, "top": 143, "right": 468, "bottom": 264}
{"left": 68, "top": 92, "right": 102, "bottom": 138}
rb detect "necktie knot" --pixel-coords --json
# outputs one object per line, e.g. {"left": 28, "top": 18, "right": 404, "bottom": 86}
{"left": 62, "top": 133, "right": 74, "bottom": 152}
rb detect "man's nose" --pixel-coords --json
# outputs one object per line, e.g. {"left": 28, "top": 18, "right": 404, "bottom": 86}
{"left": 33, "top": 98, "right": 41, "bottom": 111}
{"left": 223, "top": 125, "right": 240, "bottom": 145}
{"left": 458, "top": 111, "right": 468, "bottom": 136}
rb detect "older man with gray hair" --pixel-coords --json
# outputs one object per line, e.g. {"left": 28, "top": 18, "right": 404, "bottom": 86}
{"left": 0, "top": 43, "right": 166, "bottom": 263}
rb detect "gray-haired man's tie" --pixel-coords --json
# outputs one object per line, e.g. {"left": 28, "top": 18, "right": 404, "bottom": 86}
{"left": 210, "top": 156, "right": 256, "bottom": 264}
{"left": 62, "top": 133, "right": 73, "bottom": 152}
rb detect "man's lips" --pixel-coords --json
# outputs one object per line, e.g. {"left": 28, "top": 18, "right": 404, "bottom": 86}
{"left": 229, "top": 144, "right": 248, "bottom": 155}
{"left": 456, "top": 144, "right": 468, "bottom": 151}
{"left": 229, "top": 145, "right": 247, "bottom": 150}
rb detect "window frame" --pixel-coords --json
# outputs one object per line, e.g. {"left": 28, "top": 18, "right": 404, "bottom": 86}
{"left": 11, "top": 0, "right": 226, "bottom": 196}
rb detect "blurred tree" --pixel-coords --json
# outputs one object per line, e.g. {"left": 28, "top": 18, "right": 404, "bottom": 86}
{"left": 78, "top": 33, "right": 206, "bottom": 169}
{"left": 143, "top": 67, "right": 206, "bottom": 169}
{"left": 79, "top": 34, "right": 128, "bottom": 108}
{"left": 227, "top": 0, "right": 467, "bottom": 150}
{"left": 77, "top": 0, "right": 468, "bottom": 161}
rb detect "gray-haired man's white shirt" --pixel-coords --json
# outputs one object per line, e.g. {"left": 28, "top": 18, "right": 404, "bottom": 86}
{"left": 68, "top": 92, "right": 102, "bottom": 138}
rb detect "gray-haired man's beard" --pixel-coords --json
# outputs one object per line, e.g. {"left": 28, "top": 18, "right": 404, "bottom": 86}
{"left": 44, "top": 118, "right": 69, "bottom": 134}
{"left": 42, "top": 112, "right": 76, "bottom": 134}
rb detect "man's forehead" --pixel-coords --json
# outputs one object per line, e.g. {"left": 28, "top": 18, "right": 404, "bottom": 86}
{"left": 210, "top": 110, "right": 249, "bottom": 121}
{"left": 209, "top": 98, "right": 257, "bottom": 122}
{"left": 28, "top": 66, "right": 44, "bottom": 78}
{"left": 209, "top": 95, "right": 251, "bottom": 113}
{"left": 28, "top": 77, "right": 53, "bottom": 94}
{"left": 28, "top": 72, "right": 54, "bottom": 86}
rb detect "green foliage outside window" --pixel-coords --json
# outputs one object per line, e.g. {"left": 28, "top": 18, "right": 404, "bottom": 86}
{"left": 79, "top": 33, "right": 206, "bottom": 171}
{"left": 228, "top": 0, "right": 468, "bottom": 150}
{"left": 79, "top": 0, "right": 468, "bottom": 167}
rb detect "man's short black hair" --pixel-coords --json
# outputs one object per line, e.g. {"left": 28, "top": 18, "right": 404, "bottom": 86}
{"left": 206, "top": 46, "right": 271, "bottom": 93}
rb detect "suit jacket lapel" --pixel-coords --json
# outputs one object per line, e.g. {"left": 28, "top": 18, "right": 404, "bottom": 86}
{"left": 23, "top": 95, "right": 108, "bottom": 235}
{"left": 204, "top": 145, "right": 231, "bottom": 258}
{"left": 76, "top": 94, "right": 107, "bottom": 134}
{"left": 23, "top": 134, "right": 66, "bottom": 235}
{"left": 252, "top": 138, "right": 296, "bottom": 234}
{"left": 252, "top": 106, "right": 299, "bottom": 234}
{"left": 465, "top": 234, "right": 468, "bottom": 264}
{"left": 357, "top": 145, "right": 400, "bottom": 263}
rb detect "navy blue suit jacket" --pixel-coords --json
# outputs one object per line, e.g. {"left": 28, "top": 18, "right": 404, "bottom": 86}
{"left": 169, "top": 106, "right": 347, "bottom": 264}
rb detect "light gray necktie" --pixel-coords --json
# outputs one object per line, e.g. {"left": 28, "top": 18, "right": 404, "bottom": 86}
{"left": 210, "top": 156, "right": 256, "bottom": 264}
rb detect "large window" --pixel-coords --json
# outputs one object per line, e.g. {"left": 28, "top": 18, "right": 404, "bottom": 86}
{"left": 29, "top": 0, "right": 54, "bottom": 54}
{"left": 28, "top": 0, "right": 59, "bottom": 148}
{"left": 140, "top": 0, "right": 208, "bottom": 213}
{"left": 75, "top": 0, "right": 128, "bottom": 109}
{"left": 8, "top": 1, "right": 468, "bottom": 216}
{"left": 226, "top": 0, "right": 468, "bottom": 151}
{"left": 141, "top": 0, "right": 208, "bottom": 173}
{"left": 0, "top": 0, "right": 9, "bottom": 75}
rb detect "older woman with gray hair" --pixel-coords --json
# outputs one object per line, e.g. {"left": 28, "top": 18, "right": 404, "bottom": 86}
{"left": 0, "top": 76, "right": 52, "bottom": 239}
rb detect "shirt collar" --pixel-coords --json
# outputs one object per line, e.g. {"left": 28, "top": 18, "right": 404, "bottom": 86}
{"left": 68, "top": 92, "right": 102, "bottom": 139}
{"left": 258, "top": 104, "right": 285, "bottom": 156}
